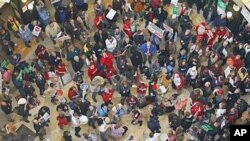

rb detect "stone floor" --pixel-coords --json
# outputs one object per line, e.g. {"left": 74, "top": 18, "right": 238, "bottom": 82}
{"left": 1, "top": 1, "right": 249, "bottom": 141}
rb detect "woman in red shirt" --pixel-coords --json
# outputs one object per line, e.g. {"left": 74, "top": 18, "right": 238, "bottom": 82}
{"left": 68, "top": 86, "right": 78, "bottom": 100}
{"left": 100, "top": 52, "right": 117, "bottom": 75}
{"left": 123, "top": 18, "right": 133, "bottom": 38}
{"left": 56, "top": 61, "right": 67, "bottom": 76}
{"left": 94, "top": 15, "right": 106, "bottom": 30}
{"left": 87, "top": 63, "right": 98, "bottom": 80}
{"left": 56, "top": 114, "right": 69, "bottom": 129}
{"left": 101, "top": 88, "right": 114, "bottom": 105}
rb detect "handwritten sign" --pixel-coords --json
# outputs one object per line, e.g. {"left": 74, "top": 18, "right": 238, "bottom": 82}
{"left": 32, "top": 26, "right": 41, "bottom": 37}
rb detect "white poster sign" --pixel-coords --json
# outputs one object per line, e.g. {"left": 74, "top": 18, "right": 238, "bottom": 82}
{"left": 241, "top": 6, "right": 250, "bottom": 23}
{"left": 147, "top": 22, "right": 165, "bottom": 38}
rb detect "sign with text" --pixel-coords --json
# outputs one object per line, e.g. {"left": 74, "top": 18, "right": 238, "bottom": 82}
{"left": 147, "top": 22, "right": 164, "bottom": 38}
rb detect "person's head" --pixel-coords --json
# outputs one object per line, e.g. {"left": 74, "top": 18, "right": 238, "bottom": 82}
{"left": 101, "top": 103, "right": 107, "bottom": 110}
{"left": 69, "top": 2, "right": 73, "bottom": 8}
{"left": 168, "top": 130, "right": 174, "bottom": 137}
{"left": 185, "top": 29, "right": 190, "bottom": 35}
{"left": 97, "top": 118, "right": 104, "bottom": 126}
{"left": 69, "top": 18, "right": 74, "bottom": 25}
{"left": 74, "top": 56, "right": 79, "bottom": 62}
{"left": 102, "top": 51, "right": 107, "bottom": 57}
{"left": 185, "top": 111, "right": 191, "bottom": 117}
{"left": 50, "top": 83, "right": 55, "bottom": 88}
{"left": 149, "top": 132, "right": 154, "bottom": 138}
{"left": 97, "top": 0, "right": 102, "bottom": 5}
{"left": 146, "top": 41, "right": 151, "bottom": 48}
{"left": 115, "top": 27, "right": 119, "bottom": 32}
{"left": 8, "top": 16, "right": 14, "bottom": 21}
{"left": 223, "top": 41, "right": 228, "bottom": 47}
{"left": 49, "top": 22, "right": 54, "bottom": 28}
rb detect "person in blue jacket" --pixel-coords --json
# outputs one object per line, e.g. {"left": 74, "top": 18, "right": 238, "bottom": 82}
{"left": 139, "top": 41, "right": 157, "bottom": 65}
{"left": 98, "top": 103, "right": 109, "bottom": 117}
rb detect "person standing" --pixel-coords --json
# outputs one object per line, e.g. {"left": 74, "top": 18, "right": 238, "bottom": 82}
{"left": 118, "top": 81, "right": 131, "bottom": 105}
{"left": 140, "top": 41, "right": 157, "bottom": 65}
{"left": 17, "top": 98, "right": 31, "bottom": 123}
{"left": 45, "top": 21, "right": 62, "bottom": 44}
{"left": 19, "top": 24, "right": 33, "bottom": 47}
{"left": 7, "top": 16, "right": 20, "bottom": 38}
{"left": 35, "top": 72, "right": 46, "bottom": 97}
{"left": 72, "top": 112, "right": 82, "bottom": 138}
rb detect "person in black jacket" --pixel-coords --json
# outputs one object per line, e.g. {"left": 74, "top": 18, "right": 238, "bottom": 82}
{"left": 18, "top": 102, "right": 31, "bottom": 123}
{"left": 181, "top": 112, "right": 194, "bottom": 131}
{"left": 154, "top": 6, "right": 167, "bottom": 25}
{"left": 203, "top": 5, "right": 217, "bottom": 24}
{"left": 63, "top": 131, "right": 72, "bottom": 141}
{"left": 130, "top": 48, "right": 143, "bottom": 72}
{"left": 180, "top": 29, "right": 192, "bottom": 51}
{"left": 35, "top": 72, "right": 46, "bottom": 97}
{"left": 55, "top": 7, "right": 69, "bottom": 24}
{"left": 66, "top": 19, "right": 82, "bottom": 42}
{"left": 71, "top": 56, "right": 83, "bottom": 72}
{"left": 0, "top": 26, "right": 11, "bottom": 44}
{"left": 132, "top": 30, "right": 146, "bottom": 46}
{"left": 2, "top": 40, "right": 15, "bottom": 56}
{"left": 147, "top": 115, "right": 161, "bottom": 133}
{"left": 33, "top": 117, "right": 46, "bottom": 140}
{"left": 1, "top": 98, "right": 13, "bottom": 121}
{"left": 94, "top": 29, "right": 108, "bottom": 47}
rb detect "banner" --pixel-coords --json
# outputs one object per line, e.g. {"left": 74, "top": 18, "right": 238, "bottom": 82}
{"left": 217, "top": 0, "right": 228, "bottom": 15}
{"left": 241, "top": 6, "right": 250, "bottom": 23}
{"left": 171, "top": 0, "right": 178, "bottom": 6}
{"left": 147, "top": 22, "right": 165, "bottom": 38}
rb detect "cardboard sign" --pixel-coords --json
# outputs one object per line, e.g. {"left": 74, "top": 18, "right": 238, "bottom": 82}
{"left": 60, "top": 72, "right": 72, "bottom": 86}
{"left": 51, "top": 0, "right": 61, "bottom": 4}
{"left": 32, "top": 26, "right": 41, "bottom": 37}
{"left": 163, "top": 23, "right": 173, "bottom": 33}
{"left": 147, "top": 22, "right": 164, "bottom": 38}
{"left": 106, "top": 9, "right": 116, "bottom": 20}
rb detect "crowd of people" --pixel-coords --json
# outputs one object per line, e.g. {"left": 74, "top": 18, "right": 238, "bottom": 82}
{"left": 0, "top": 0, "right": 250, "bottom": 141}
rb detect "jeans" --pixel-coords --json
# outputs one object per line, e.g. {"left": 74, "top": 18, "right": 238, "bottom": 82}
{"left": 100, "top": 132, "right": 107, "bottom": 141}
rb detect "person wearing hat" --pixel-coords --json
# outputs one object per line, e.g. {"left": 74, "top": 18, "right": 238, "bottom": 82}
{"left": 186, "top": 66, "right": 198, "bottom": 86}
{"left": 17, "top": 98, "right": 31, "bottom": 123}
{"left": 71, "top": 55, "right": 83, "bottom": 73}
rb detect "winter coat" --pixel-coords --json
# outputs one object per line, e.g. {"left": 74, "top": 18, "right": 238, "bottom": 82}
{"left": 139, "top": 43, "right": 157, "bottom": 54}
{"left": 45, "top": 22, "right": 61, "bottom": 38}
{"left": 37, "top": 7, "right": 50, "bottom": 26}
{"left": 71, "top": 59, "right": 83, "bottom": 72}
{"left": 55, "top": 7, "right": 69, "bottom": 23}
{"left": 19, "top": 25, "right": 33, "bottom": 42}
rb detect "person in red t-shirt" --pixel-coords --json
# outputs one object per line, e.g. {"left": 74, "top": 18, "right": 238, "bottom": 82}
{"left": 123, "top": 18, "right": 133, "bottom": 38}
{"left": 232, "top": 54, "right": 243, "bottom": 70}
{"left": 100, "top": 51, "right": 117, "bottom": 75}
{"left": 101, "top": 88, "right": 114, "bottom": 105}
{"left": 56, "top": 61, "right": 67, "bottom": 76}
{"left": 57, "top": 114, "right": 69, "bottom": 129}
{"left": 88, "top": 63, "right": 98, "bottom": 80}
{"left": 68, "top": 86, "right": 78, "bottom": 100}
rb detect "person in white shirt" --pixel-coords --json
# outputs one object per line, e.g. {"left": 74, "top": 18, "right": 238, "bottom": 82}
{"left": 105, "top": 35, "right": 117, "bottom": 53}
{"left": 145, "top": 132, "right": 160, "bottom": 141}
{"left": 72, "top": 112, "right": 81, "bottom": 138}
{"left": 97, "top": 118, "right": 111, "bottom": 141}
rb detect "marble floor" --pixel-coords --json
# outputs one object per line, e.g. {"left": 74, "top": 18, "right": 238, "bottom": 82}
{"left": 1, "top": 1, "right": 249, "bottom": 141}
